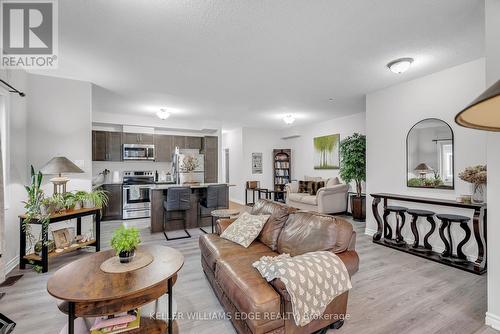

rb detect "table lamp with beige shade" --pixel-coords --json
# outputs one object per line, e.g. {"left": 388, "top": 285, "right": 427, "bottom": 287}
{"left": 414, "top": 163, "right": 433, "bottom": 180}
{"left": 40, "top": 157, "right": 84, "bottom": 194}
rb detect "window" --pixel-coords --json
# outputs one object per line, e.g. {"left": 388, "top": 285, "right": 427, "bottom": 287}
{"left": 438, "top": 141, "right": 453, "bottom": 185}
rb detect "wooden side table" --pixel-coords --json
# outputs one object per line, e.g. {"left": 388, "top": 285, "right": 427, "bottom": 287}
{"left": 47, "top": 245, "right": 184, "bottom": 334}
{"left": 19, "top": 207, "right": 101, "bottom": 273}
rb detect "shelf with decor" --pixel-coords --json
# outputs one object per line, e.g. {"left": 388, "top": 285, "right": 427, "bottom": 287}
{"left": 273, "top": 149, "right": 291, "bottom": 203}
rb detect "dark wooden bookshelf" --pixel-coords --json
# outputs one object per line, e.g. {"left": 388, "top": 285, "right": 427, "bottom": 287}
{"left": 273, "top": 149, "right": 291, "bottom": 203}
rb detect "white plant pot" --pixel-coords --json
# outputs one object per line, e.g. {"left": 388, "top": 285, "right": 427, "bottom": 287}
{"left": 83, "top": 200, "right": 94, "bottom": 209}
{"left": 74, "top": 201, "right": 82, "bottom": 210}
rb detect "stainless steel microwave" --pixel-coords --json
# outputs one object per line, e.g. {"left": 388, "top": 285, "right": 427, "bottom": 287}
{"left": 123, "top": 144, "right": 155, "bottom": 160}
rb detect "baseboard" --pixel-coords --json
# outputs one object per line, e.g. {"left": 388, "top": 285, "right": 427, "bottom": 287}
{"left": 229, "top": 198, "right": 245, "bottom": 206}
{"left": 486, "top": 312, "right": 500, "bottom": 330}
{"left": 5, "top": 255, "right": 19, "bottom": 276}
{"left": 363, "top": 227, "right": 476, "bottom": 262}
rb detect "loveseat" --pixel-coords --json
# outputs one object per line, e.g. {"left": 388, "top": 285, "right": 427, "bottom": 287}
{"left": 285, "top": 177, "right": 349, "bottom": 214}
{"left": 199, "top": 199, "right": 359, "bottom": 334}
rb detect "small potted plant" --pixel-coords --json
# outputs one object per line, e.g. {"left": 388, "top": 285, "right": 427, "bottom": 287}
{"left": 81, "top": 190, "right": 109, "bottom": 208}
{"left": 339, "top": 133, "right": 366, "bottom": 221}
{"left": 459, "top": 165, "right": 487, "bottom": 203}
{"left": 111, "top": 225, "right": 141, "bottom": 263}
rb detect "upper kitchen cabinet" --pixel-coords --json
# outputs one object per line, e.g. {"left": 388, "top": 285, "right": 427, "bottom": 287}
{"left": 203, "top": 136, "right": 218, "bottom": 183}
{"left": 173, "top": 136, "right": 186, "bottom": 150}
{"left": 186, "top": 136, "right": 202, "bottom": 150}
{"left": 122, "top": 132, "right": 154, "bottom": 145}
{"left": 155, "top": 134, "right": 174, "bottom": 162}
{"left": 92, "top": 131, "right": 122, "bottom": 161}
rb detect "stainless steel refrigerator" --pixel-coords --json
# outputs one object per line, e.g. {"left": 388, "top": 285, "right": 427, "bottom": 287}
{"left": 173, "top": 148, "right": 205, "bottom": 184}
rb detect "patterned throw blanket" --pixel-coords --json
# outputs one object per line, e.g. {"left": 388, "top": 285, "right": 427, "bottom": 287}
{"left": 253, "top": 251, "right": 352, "bottom": 327}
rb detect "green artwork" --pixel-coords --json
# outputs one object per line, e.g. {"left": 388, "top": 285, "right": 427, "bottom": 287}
{"left": 314, "top": 134, "right": 340, "bottom": 169}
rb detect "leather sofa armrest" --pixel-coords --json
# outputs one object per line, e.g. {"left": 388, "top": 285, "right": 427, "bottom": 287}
{"left": 271, "top": 278, "right": 292, "bottom": 302}
{"left": 336, "top": 250, "right": 359, "bottom": 277}
{"left": 216, "top": 218, "right": 236, "bottom": 235}
{"left": 316, "top": 184, "right": 349, "bottom": 197}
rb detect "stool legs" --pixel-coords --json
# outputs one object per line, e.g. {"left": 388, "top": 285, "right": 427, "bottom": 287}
{"left": 439, "top": 219, "right": 451, "bottom": 257}
{"left": 163, "top": 210, "right": 191, "bottom": 241}
{"left": 456, "top": 222, "right": 471, "bottom": 260}
{"left": 423, "top": 216, "right": 436, "bottom": 250}
{"left": 395, "top": 212, "right": 406, "bottom": 244}
{"left": 410, "top": 214, "right": 419, "bottom": 248}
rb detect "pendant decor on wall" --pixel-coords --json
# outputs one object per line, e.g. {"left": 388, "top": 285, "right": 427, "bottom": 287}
{"left": 252, "top": 152, "right": 263, "bottom": 174}
{"left": 313, "top": 134, "right": 340, "bottom": 169}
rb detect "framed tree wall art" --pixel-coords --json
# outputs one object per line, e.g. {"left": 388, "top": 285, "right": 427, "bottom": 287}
{"left": 313, "top": 134, "right": 340, "bottom": 169}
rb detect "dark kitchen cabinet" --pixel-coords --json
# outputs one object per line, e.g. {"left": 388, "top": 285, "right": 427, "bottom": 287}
{"left": 101, "top": 184, "right": 122, "bottom": 221}
{"left": 122, "top": 133, "right": 154, "bottom": 145}
{"left": 186, "top": 136, "right": 202, "bottom": 150}
{"left": 92, "top": 131, "right": 122, "bottom": 161}
{"left": 92, "top": 131, "right": 107, "bottom": 161}
{"left": 203, "top": 136, "right": 218, "bottom": 183}
{"left": 155, "top": 134, "right": 174, "bottom": 162}
{"left": 173, "top": 136, "right": 186, "bottom": 150}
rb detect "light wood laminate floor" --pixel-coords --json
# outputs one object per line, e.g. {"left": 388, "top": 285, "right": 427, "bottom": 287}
{"left": 0, "top": 205, "right": 494, "bottom": 334}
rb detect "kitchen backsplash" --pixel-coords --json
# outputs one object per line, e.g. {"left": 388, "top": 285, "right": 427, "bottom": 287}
{"left": 92, "top": 161, "right": 173, "bottom": 183}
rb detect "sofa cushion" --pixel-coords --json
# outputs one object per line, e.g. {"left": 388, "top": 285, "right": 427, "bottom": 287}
{"left": 300, "top": 194, "right": 318, "bottom": 205}
{"left": 277, "top": 212, "right": 354, "bottom": 256}
{"left": 199, "top": 234, "right": 272, "bottom": 271}
{"left": 216, "top": 253, "right": 283, "bottom": 334}
{"left": 220, "top": 212, "right": 270, "bottom": 247}
{"left": 252, "top": 199, "right": 293, "bottom": 251}
{"left": 288, "top": 193, "right": 305, "bottom": 202}
{"left": 298, "top": 180, "right": 312, "bottom": 193}
{"left": 326, "top": 177, "right": 340, "bottom": 187}
{"left": 309, "top": 181, "right": 325, "bottom": 195}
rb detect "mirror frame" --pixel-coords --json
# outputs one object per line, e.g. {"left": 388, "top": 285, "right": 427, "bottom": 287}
{"left": 406, "top": 118, "right": 455, "bottom": 190}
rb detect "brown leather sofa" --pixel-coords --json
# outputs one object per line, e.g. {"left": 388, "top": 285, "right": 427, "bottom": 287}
{"left": 199, "top": 199, "right": 359, "bottom": 334}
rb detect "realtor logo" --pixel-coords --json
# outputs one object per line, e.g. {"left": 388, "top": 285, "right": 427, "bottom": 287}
{"left": 1, "top": 0, "right": 58, "bottom": 68}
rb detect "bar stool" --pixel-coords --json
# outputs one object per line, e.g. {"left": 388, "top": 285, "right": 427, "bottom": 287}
{"left": 199, "top": 184, "right": 228, "bottom": 233}
{"left": 407, "top": 209, "right": 436, "bottom": 252}
{"left": 383, "top": 206, "right": 408, "bottom": 246}
{"left": 163, "top": 187, "right": 191, "bottom": 241}
{"left": 436, "top": 214, "right": 471, "bottom": 261}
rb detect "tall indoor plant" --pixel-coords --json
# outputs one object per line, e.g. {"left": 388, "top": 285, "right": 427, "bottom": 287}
{"left": 339, "top": 133, "right": 366, "bottom": 221}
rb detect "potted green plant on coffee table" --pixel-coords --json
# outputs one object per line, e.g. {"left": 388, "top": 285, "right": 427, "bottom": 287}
{"left": 340, "top": 133, "right": 366, "bottom": 221}
{"left": 111, "top": 225, "right": 141, "bottom": 263}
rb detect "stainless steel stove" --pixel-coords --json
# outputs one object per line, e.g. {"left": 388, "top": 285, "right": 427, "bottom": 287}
{"left": 122, "top": 171, "right": 154, "bottom": 219}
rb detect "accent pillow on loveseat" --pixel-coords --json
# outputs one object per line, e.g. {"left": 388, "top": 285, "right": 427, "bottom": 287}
{"left": 220, "top": 212, "right": 270, "bottom": 247}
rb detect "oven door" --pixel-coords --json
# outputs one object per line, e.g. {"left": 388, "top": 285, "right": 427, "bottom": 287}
{"left": 122, "top": 185, "right": 151, "bottom": 210}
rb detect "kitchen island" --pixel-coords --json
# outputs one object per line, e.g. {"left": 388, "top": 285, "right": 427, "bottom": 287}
{"left": 150, "top": 183, "right": 232, "bottom": 233}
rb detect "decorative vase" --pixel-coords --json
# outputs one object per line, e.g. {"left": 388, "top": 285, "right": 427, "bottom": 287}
{"left": 472, "top": 183, "right": 485, "bottom": 203}
{"left": 119, "top": 249, "right": 135, "bottom": 263}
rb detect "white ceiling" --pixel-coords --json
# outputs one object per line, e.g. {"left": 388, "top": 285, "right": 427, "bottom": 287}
{"left": 45, "top": 0, "right": 484, "bottom": 128}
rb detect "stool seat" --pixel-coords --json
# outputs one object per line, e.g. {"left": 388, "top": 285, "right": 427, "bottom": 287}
{"left": 211, "top": 209, "right": 240, "bottom": 218}
{"left": 386, "top": 206, "right": 408, "bottom": 212}
{"left": 436, "top": 214, "right": 470, "bottom": 222}
{"left": 407, "top": 209, "right": 435, "bottom": 217}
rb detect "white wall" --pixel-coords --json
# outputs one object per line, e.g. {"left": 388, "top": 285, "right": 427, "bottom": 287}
{"left": 366, "top": 58, "right": 487, "bottom": 259}
{"left": 283, "top": 112, "right": 366, "bottom": 182}
{"left": 222, "top": 128, "right": 244, "bottom": 203}
{"left": 1, "top": 69, "right": 28, "bottom": 279}
{"left": 485, "top": 0, "right": 500, "bottom": 329}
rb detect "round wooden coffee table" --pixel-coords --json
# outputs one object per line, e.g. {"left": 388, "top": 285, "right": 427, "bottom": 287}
{"left": 47, "top": 245, "right": 184, "bottom": 334}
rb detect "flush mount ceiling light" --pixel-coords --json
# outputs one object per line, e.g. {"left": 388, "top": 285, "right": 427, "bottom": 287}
{"left": 156, "top": 108, "right": 171, "bottom": 120}
{"left": 283, "top": 114, "right": 296, "bottom": 125}
{"left": 387, "top": 57, "right": 414, "bottom": 74}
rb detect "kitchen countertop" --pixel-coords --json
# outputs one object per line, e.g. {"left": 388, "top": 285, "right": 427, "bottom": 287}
{"left": 150, "top": 183, "right": 235, "bottom": 190}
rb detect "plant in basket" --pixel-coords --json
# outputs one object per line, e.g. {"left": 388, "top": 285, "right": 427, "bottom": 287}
{"left": 111, "top": 225, "right": 141, "bottom": 263}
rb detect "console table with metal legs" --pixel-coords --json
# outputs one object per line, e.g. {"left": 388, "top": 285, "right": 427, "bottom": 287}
{"left": 371, "top": 193, "right": 487, "bottom": 275}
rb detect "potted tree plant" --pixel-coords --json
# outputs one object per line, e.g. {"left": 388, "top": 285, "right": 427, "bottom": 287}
{"left": 111, "top": 225, "right": 141, "bottom": 263}
{"left": 339, "top": 133, "right": 366, "bottom": 221}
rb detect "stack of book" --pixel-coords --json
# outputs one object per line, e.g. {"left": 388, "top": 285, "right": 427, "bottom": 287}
{"left": 90, "top": 309, "right": 140, "bottom": 334}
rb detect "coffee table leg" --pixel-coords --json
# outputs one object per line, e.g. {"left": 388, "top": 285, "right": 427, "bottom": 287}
{"left": 68, "top": 302, "right": 75, "bottom": 334}
{"left": 168, "top": 277, "right": 173, "bottom": 334}
{"left": 95, "top": 211, "right": 101, "bottom": 252}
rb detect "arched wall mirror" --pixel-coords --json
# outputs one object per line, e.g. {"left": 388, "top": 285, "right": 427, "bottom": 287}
{"left": 406, "top": 118, "right": 454, "bottom": 189}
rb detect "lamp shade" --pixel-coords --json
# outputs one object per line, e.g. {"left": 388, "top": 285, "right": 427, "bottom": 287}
{"left": 40, "top": 157, "right": 84, "bottom": 175}
{"left": 455, "top": 80, "right": 500, "bottom": 131}
{"left": 414, "top": 163, "right": 433, "bottom": 172}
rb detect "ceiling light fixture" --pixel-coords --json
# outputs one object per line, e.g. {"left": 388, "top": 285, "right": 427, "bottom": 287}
{"left": 156, "top": 108, "right": 171, "bottom": 120}
{"left": 283, "top": 114, "right": 296, "bottom": 125}
{"left": 387, "top": 57, "right": 414, "bottom": 74}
